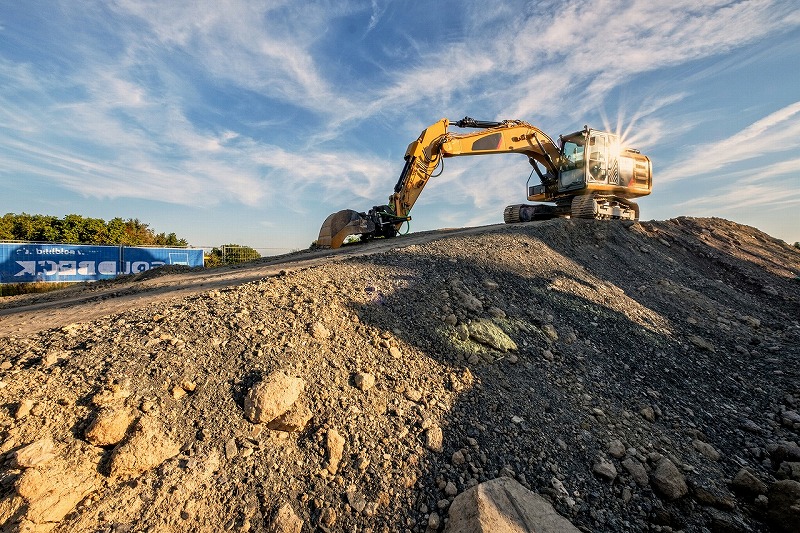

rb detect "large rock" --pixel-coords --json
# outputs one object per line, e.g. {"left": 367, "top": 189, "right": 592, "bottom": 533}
{"left": 109, "top": 415, "right": 180, "bottom": 478}
{"left": 467, "top": 320, "right": 517, "bottom": 352}
{"left": 767, "top": 480, "right": 800, "bottom": 532}
{"left": 444, "top": 477, "right": 580, "bottom": 533}
{"left": 650, "top": 458, "right": 688, "bottom": 500}
{"left": 15, "top": 438, "right": 57, "bottom": 468}
{"left": 16, "top": 445, "right": 102, "bottom": 525}
{"left": 85, "top": 407, "right": 137, "bottom": 446}
{"left": 731, "top": 467, "right": 768, "bottom": 496}
{"left": 244, "top": 371, "right": 306, "bottom": 424}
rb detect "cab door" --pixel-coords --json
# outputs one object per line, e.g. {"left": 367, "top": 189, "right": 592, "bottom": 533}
{"left": 587, "top": 133, "right": 608, "bottom": 183}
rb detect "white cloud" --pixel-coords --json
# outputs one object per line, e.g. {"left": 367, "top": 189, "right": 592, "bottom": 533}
{"left": 660, "top": 101, "right": 800, "bottom": 182}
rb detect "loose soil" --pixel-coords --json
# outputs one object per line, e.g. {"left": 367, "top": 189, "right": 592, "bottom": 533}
{"left": 1, "top": 217, "right": 798, "bottom": 532}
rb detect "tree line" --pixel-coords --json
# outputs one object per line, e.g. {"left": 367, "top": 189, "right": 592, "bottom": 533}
{"left": 0, "top": 213, "right": 188, "bottom": 246}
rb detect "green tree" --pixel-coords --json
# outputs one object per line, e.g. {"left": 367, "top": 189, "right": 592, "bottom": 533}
{"left": 0, "top": 213, "right": 189, "bottom": 246}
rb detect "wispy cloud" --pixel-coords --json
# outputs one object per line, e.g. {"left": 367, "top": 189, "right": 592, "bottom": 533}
{"left": 659, "top": 101, "right": 800, "bottom": 182}
{"left": 2, "top": 0, "right": 799, "bottom": 221}
{"left": 676, "top": 160, "right": 800, "bottom": 212}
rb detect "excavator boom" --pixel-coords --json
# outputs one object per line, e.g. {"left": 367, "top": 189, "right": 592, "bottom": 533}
{"left": 317, "top": 117, "right": 561, "bottom": 248}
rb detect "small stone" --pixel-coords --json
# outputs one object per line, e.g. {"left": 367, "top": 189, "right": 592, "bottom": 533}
{"left": 467, "top": 320, "right": 517, "bottom": 352}
{"left": 171, "top": 385, "right": 187, "bottom": 400}
{"left": 688, "top": 335, "right": 715, "bottom": 352}
{"left": 640, "top": 406, "right": 656, "bottom": 422}
{"left": 541, "top": 349, "right": 554, "bottom": 361}
{"left": 622, "top": 457, "right": 649, "bottom": 487}
{"left": 592, "top": 456, "right": 618, "bottom": 481}
{"left": 444, "top": 481, "right": 458, "bottom": 497}
{"left": 225, "top": 438, "right": 238, "bottom": 460}
{"left": 428, "top": 511, "right": 441, "bottom": 530}
{"left": 608, "top": 439, "right": 626, "bottom": 459}
{"left": 777, "top": 462, "right": 800, "bottom": 481}
{"left": 243, "top": 371, "right": 305, "bottom": 424}
{"left": 405, "top": 388, "right": 422, "bottom": 402}
{"left": 181, "top": 380, "right": 197, "bottom": 392}
{"left": 650, "top": 458, "right": 688, "bottom": 500}
{"left": 742, "top": 316, "right": 761, "bottom": 328}
{"left": 692, "top": 439, "right": 721, "bottom": 461}
{"left": 15, "top": 399, "right": 34, "bottom": 419}
{"left": 541, "top": 324, "right": 558, "bottom": 342}
{"left": 444, "top": 314, "right": 458, "bottom": 326}
{"left": 354, "top": 372, "right": 375, "bottom": 391}
{"left": 487, "top": 306, "right": 506, "bottom": 319}
{"left": 483, "top": 279, "right": 499, "bottom": 290}
{"left": 311, "top": 322, "right": 331, "bottom": 339}
{"left": 690, "top": 480, "right": 736, "bottom": 510}
{"left": 346, "top": 486, "right": 367, "bottom": 514}
{"left": 319, "top": 507, "right": 336, "bottom": 528}
{"left": 452, "top": 450, "right": 466, "bottom": 465}
{"left": 767, "top": 480, "right": 800, "bottom": 531}
{"left": 389, "top": 346, "right": 401, "bottom": 358}
{"left": 445, "top": 477, "right": 579, "bottom": 532}
{"left": 425, "top": 426, "right": 444, "bottom": 453}
{"left": 0, "top": 360, "right": 12, "bottom": 371}
{"left": 325, "top": 429, "right": 345, "bottom": 474}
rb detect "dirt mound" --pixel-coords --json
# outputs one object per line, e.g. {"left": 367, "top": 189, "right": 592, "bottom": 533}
{"left": 0, "top": 217, "right": 798, "bottom": 532}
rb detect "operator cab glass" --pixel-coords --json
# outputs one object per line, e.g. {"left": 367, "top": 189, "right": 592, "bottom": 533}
{"left": 558, "top": 133, "right": 587, "bottom": 190}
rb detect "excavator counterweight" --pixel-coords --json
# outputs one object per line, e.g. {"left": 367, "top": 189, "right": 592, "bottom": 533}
{"left": 316, "top": 117, "right": 652, "bottom": 248}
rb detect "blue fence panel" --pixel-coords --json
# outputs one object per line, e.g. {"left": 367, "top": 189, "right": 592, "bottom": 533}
{"left": 0, "top": 243, "right": 204, "bottom": 283}
{"left": 0, "top": 243, "right": 120, "bottom": 283}
{"left": 120, "top": 247, "right": 204, "bottom": 274}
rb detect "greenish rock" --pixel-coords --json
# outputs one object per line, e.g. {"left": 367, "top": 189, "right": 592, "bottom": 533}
{"left": 467, "top": 320, "right": 517, "bottom": 352}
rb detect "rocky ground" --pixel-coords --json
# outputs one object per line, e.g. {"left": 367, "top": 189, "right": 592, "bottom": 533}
{"left": 0, "top": 216, "right": 799, "bottom": 532}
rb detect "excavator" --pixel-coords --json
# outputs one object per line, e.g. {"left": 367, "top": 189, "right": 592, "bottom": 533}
{"left": 317, "top": 117, "right": 652, "bottom": 249}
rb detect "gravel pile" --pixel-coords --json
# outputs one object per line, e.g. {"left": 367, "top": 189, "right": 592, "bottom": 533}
{"left": 0, "top": 217, "right": 798, "bottom": 532}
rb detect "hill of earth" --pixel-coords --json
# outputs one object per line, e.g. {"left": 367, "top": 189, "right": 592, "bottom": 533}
{"left": 0, "top": 217, "right": 798, "bottom": 532}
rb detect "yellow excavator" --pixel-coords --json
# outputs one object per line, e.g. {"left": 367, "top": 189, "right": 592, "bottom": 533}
{"left": 317, "top": 117, "right": 652, "bottom": 248}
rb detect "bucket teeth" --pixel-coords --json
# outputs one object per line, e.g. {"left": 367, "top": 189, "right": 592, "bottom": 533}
{"left": 317, "top": 209, "right": 375, "bottom": 249}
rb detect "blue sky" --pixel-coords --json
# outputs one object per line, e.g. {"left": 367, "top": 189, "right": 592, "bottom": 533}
{"left": 2, "top": 1, "right": 799, "bottom": 252}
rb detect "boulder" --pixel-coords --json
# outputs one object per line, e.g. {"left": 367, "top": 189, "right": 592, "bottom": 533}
{"left": 85, "top": 407, "right": 137, "bottom": 446}
{"left": 467, "top": 320, "right": 517, "bottom": 352}
{"left": 243, "top": 371, "right": 305, "bottom": 424}
{"left": 444, "top": 477, "right": 580, "bottom": 533}
{"left": 767, "top": 480, "right": 800, "bottom": 532}
{"left": 109, "top": 415, "right": 180, "bottom": 478}
{"left": 16, "top": 445, "right": 102, "bottom": 525}
{"left": 650, "top": 458, "right": 688, "bottom": 500}
{"left": 731, "top": 467, "right": 768, "bottom": 496}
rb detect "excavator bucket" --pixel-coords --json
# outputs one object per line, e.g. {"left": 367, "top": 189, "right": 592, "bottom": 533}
{"left": 317, "top": 209, "right": 376, "bottom": 249}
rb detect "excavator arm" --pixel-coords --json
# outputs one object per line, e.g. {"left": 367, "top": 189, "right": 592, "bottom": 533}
{"left": 318, "top": 117, "right": 562, "bottom": 248}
